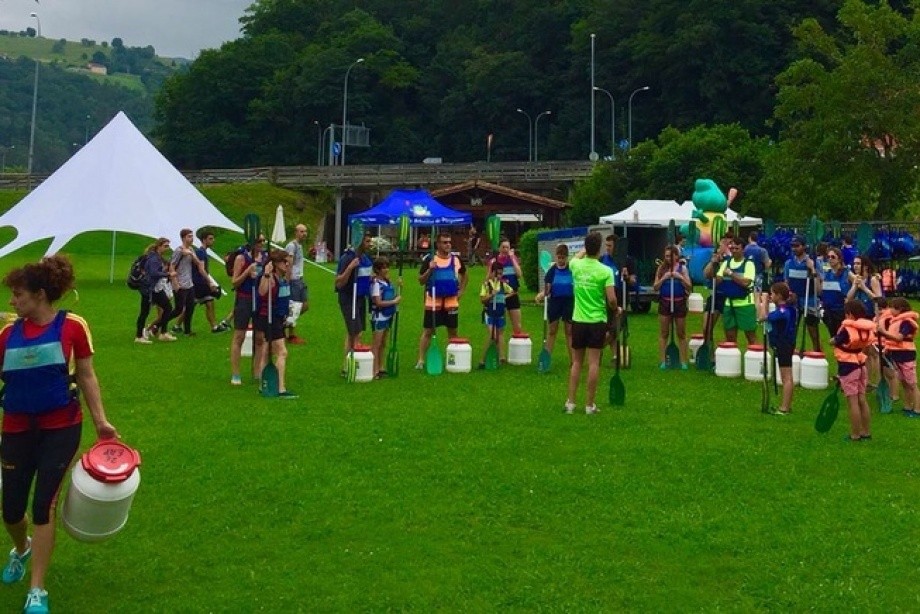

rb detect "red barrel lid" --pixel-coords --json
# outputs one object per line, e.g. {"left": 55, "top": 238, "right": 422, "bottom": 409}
{"left": 691, "top": 334, "right": 704, "bottom": 339}
{"left": 448, "top": 337, "right": 469, "bottom": 344}
{"left": 803, "top": 351, "right": 826, "bottom": 359}
{"left": 747, "top": 344, "right": 764, "bottom": 351}
{"left": 81, "top": 440, "right": 141, "bottom": 483}
{"left": 718, "top": 342, "right": 738, "bottom": 348}
{"left": 511, "top": 333, "right": 530, "bottom": 339}
{"left": 353, "top": 344, "right": 372, "bottom": 352}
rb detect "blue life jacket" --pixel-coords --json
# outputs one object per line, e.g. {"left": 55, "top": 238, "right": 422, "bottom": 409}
{"left": 483, "top": 280, "right": 508, "bottom": 318}
{"left": 372, "top": 279, "right": 397, "bottom": 321}
{"left": 719, "top": 258, "right": 753, "bottom": 300}
{"left": 659, "top": 264, "right": 687, "bottom": 300}
{"left": 258, "top": 277, "right": 290, "bottom": 319}
{"left": 548, "top": 266, "right": 574, "bottom": 297}
{"left": 237, "top": 251, "right": 264, "bottom": 297}
{"left": 767, "top": 304, "right": 798, "bottom": 347}
{"left": 427, "top": 254, "right": 460, "bottom": 297}
{"left": 1, "top": 311, "right": 75, "bottom": 415}
{"left": 496, "top": 254, "right": 520, "bottom": 290}
{"left": 821, "top": 268, "right": 851, "bottom": 311}
{"left": 599, "top": 254, "right": 620, "bottom": 288}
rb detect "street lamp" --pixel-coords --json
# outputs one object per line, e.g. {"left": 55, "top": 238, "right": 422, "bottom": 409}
{"left": 341, "top": 57, "right": 364, "bottom": 166}
{"left": 313, "top": 120, "right": 321, "bottom": 166}
{"left": 534, "top": 110, "right": 551, "bottom": 162}
{"left": 628, "top": 85, "right": 650, "bottom": 151}
{"left": 593, "top": 87, "right": 615, "bottom": 160}
{"left": 589, "top": 33, "right": 597, "bottom": 161}
{"left": 515, "top": 108, "right": 532, "bottom": 162}
{"left": 27, "top": 11, "right": 41, "bottom": 190}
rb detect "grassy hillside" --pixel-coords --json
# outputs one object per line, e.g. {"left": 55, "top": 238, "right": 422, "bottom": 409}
{"left": 0, "top": 32, "right": 182, "bottom": 68}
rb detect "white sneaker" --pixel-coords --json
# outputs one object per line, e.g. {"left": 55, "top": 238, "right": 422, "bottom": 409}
{"left": 585, "top": 405, "right": 599, "bottom": 415}
{"left": 564, "top": 401, "right": 576, "bottom": 414}
{"left": 414, "top": 361, "right": 425, "bottom": 370}
{"left": 134, "top": 337, "right": 152, "bottom": 345}
{"left": 158, "top": 333, "right": 177, "bottom": 342}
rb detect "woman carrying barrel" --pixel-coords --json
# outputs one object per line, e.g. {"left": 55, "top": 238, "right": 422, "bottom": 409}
{"left": 0, "top": 255, "right": 119, "bottom": 614}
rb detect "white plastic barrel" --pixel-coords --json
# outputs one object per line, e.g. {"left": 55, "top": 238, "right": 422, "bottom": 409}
{"left": 715, "top": 342, "right": 742, "bottom": 378}
{"left": 446, "top": 338, "right": 472, "bottom": 373}
{"left": 241, "top": 326, "right": 253, "bottom": 357}
{"left": 688, "top": 292, "right": 705, "bottom": 313}
{"left": 62, "top": 440, "right": 141, "bottom": 543}
{"left": 800, "top": 351, "right": 829, "bottom": 390}
{"left": 353, "top": 344, "right": 375, "bottom": 383}
{"left": 508, "top": 334, "right": 532, "bottom": 365}
{"left": 744, "top": 344, "right": 772, "bottom": 382}
{"left": 688, "top": 334, "right": 704, "bottom": 362}
{"left": 774, "top": 353, "right": 802, "bottom": 385}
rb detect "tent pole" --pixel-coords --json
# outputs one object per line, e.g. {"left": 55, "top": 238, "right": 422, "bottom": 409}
{"left": 109, "top": 230, "right": 116, "bottom": 283}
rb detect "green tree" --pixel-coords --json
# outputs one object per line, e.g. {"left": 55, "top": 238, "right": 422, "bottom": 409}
{"left": 768, "top": 0, "right": 920, "bottom": 220}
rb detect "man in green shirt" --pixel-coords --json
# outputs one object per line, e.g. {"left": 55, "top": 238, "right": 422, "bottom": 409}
{"left": 566, "top": 231, "right": 618, "bottom": 415}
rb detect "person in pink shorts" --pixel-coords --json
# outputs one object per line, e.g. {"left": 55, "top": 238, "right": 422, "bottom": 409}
{"left": 877, "top": 297, "right": 920, "bottom": 417}
{"left": 830, "top": 300, "right": 877, "bottom": 441}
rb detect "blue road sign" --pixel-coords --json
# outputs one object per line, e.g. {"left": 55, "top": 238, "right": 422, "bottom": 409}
{"left": 332, "top": 142, "right": 342, "bottom": 156}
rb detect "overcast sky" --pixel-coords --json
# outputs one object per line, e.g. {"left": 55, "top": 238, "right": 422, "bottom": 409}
{"left": 1, "top": 0, "right": 253, "bottom": 58}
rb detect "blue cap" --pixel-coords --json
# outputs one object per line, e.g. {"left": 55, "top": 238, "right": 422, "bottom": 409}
{"left": 791, "top": 234, "right": 806, "bottom": 246}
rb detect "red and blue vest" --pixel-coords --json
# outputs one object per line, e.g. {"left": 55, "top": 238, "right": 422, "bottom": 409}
{"left": 1, "top": 311, "right": 75, "bottom": 415}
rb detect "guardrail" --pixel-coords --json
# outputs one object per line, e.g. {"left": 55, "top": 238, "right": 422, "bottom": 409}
{"left": 1, "top": 160, "right": 595, "bottom": 191}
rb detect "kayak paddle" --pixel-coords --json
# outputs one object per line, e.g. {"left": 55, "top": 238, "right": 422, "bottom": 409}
{"left": 610, "top": 330, "right": 625, "bottom": 406}
{"left": 814, "top": 382, "right": 841, "bottom": 433}
{"left": 537, "top": 297, "right": 551, "bottom": 373}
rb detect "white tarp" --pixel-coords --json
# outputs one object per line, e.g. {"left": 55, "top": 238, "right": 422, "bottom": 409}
{"left": 0, "top": 111, "right": 242, "bottom": 259}
{"left": 599, "top": 199, "right": 761, "bottom": 228}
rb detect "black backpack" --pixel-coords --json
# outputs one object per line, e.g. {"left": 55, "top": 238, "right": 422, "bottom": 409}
{"left": 126, "top": 254, "right": 149, "bottom": 290}
{"left": 224, "top": 246, "right": 249, "bottom": 277}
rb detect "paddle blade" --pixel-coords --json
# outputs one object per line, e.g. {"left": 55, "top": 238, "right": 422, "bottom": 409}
{"left": 346, "top": 351, "right": 357, "bottom": 383}
{"left": 386, "top": 346, "right": 399, "bottom": 378}
{"left": 350, "top": 219, "right": 364, "bottom": 246}
{"left": 609, "top": 374, "right": 625, "bottom": 406}
{"left": 814, "top": 385, "right": 840, "bottom": 433}
{"left": 398, "top": 213, "right": 411, "bottom": 251}
{"left": 666, "top": 342, "right": 681, "bottom": 369}
{"left": 425, "top": 341, "right": 443, "bottom": 375}
{"left": 696, "top": 341, "right": 712, "bottom": 371}
{"left": 537, "top": 347, "right": 552, "bottom": 373}
{"left": 877, "top": 379, "right": 892, "bottom": 414}
{"left": 857, "top": 222, "right": 872, "bottom": 253}
{"left": 260, "top": 364, "right": 279, "bottom": 397}
{"left": 487, "top": 215, "right": 501, "bottom": 251}
{"left": 485, "top": 340, "right": 500, "bottom": 371}
{"left": 243, "top": 213, "right": 261, "bottom": 246}
{"left": 667, "top": 219, "right": 676, "bottom": 245}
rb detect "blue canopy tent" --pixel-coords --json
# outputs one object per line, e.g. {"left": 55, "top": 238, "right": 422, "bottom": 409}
{"left": 347, "top": 189, "right": 472, "bottom": 228}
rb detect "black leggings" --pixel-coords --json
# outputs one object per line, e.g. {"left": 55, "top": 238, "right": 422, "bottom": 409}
{"left": 136, "top": 290, "right": 174, "bottom": 336}
{"left": 172, "top": 288, "right": 196, "bottom": 334}
{"left": 1, "top": 424, "right": 81, "bottom": 525}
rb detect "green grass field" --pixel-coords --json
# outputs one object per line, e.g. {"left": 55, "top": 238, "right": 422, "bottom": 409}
{"left": 0, "top": 222, "right": 918, "bottom": 611}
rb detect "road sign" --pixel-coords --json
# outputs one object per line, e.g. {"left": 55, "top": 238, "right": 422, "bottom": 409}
{"left": 332, "top": 142, "right": 341, "bottom": 156}
{"left": 618, "top": 139, "right": 630, "bottom": 150}
{"left": 588, "top": 151, "right": 599, "bottom": 162}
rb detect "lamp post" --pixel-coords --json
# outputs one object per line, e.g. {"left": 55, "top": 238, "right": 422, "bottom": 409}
{"left": 628, "top": 85, "right": 650, "bottom": 151}
{"left": 85, "top": 114, "right": 91, "bottom": 144}
{"left": 27, "top": 11, "right": 41, "bottom": 190}
{"left": 515, "top": 108, "right": 532, "bottom": 162}
{"left": 589, "top": 33, "right": 597, "bottom": 161}
{"left": 323, "top": 124, "right": 334, "bottom": 166}
{"left": 534, "top": 110, "right": 551, "bottom": 162}
{"left": 593, "top": 87, "right": 615, "bottom": 160}
{"left": 314, "top": 120, "right": 321, "bottom": 166}
{"left": 340, "top": 57, "right": 364, "bottom": 166}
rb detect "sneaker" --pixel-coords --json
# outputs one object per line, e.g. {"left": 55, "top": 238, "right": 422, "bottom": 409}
{"left": 477, "top": 363, "right": 485, "bottom": 371}
{"left": 184, "top": 332, "right": 197, "bottom": 337}
{"left": 2, "top": 539, "right": 31, "bottom": 584}
{"left": 288, "top": 335, "right": 305, "bottom": 345}
{"left": 134, "top": 337, "right": 152, "bottom": 344}
{"left": 142, "top": 326, "right": 151, "bottom": 341}
{"left": 278, "top": 390, "right": 299, "bottom": 399}
{"left": 230, "top": 375, "right": 242, "bottom": 386}
{"left": 170, "top": 325, "right": 183, "bottom": 334}
{"left": 681, "top": 363, "right": 689, "bottom": 371}
{"left": 564, "top": 401, "right": 576, "bottom": 414}
{"left": 659, "top": 362, "right": 667, "bottom": 370}
{"left": 585, "top": 405, "right": 599, "bottom": 415}
{"left": 211, "top": 326, "right": 223, "bottom": 333}
{"left": 22, "top": 587, "right": 48, "bottom": 614}
{"left": 765, "top": 407, "right": 784, "bottom": 415}
{"left": 414, "top": 361, "right": 425, "bottom": 370}
{"left": 158, "top": 333, "right": 177, "bottom": 342}
{"left": 905, "top": 410, "right": 920, "bottom": 418}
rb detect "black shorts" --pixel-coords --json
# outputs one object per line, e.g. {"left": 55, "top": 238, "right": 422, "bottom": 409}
{"left": 423, "top": 308, "right": 459, "bottom": 330}
{"left": 504, "top": 293, "right": 521, "bottom": 311}
{"left": 773, "top": 341, "right": 794, "bottom": 367}
{"left": 659, "top": 298, "right": 688, "bottom": 318}
{"left": 233, "top": 295, "right": 256, "bottom": 331}
{"left": 548, "top": 297, "right": 574, "bottom": 323}
{"left": 705, "top": 293, "right": 726, "bottom": 314}
{"left": 254, "top": 314, "right": 286, "bottom": 342}
{"left": 1, "top": 423, "right": 81, "bottom": 525}
{"left": 339, "top": 295, "right": 368, "bottom": 336}
{"left": 194, "top": 282, "right": 220, "bottom": 304}
{"left": 571, "top": 321, "right": 607, "bottom": 350}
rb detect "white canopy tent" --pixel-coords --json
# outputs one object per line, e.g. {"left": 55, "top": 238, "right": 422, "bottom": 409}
{"left": 599, "top": 199, "right": 762, "bottom": 227}
{"left": 0, "top": 111, "right": 243, "bottom": 279}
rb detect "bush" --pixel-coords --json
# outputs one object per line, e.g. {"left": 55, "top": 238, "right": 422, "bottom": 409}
{"left": 517, "top": 227, "right": 551, "bottom": 291}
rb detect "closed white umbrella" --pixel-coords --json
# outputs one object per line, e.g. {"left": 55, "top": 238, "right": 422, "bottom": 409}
{"left": 271, "top": 204, "right": 286, "bottom": 246}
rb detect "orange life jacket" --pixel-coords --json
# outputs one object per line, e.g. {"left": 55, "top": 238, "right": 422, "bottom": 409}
{"left": 881, "top": 268, "right": 896, "bottom": 293}
{"left": 833, "top": 318, "right": 876, "bottom": 364}
{"left": 881, "top": 310, "right": 918, "bottom": 352}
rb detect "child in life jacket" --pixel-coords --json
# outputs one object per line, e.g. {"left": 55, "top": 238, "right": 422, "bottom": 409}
{"left": 369, "top": 257, "right": 402, "bottom": 379}
{"left": 758, "top": 282, "right": 798, "bottom": 414}
{"left": 874, "top": 298, "right": 900, "bottom": 406}
{"left": 478, "top": 261, "right": 516, "bottom": 368}
{"left": 877, "top": 297, "right": 919, "bottom": 417}
{"left": 830, "top": 299, "right": 877, "bottom": 441}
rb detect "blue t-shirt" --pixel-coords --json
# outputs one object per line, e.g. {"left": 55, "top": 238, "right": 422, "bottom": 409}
{"left": 544, "top": 265, "right": 574, "bottom": 298}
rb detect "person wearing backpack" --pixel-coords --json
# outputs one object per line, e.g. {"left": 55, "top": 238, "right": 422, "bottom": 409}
{"left": 133, "top": 238, "right": 177, "bottom": 343}
{"left": 229, "top": 235, "right": 268, "bottom": 386}
{"left": 831, "top": 299, "right": 877, "bottom": 441}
